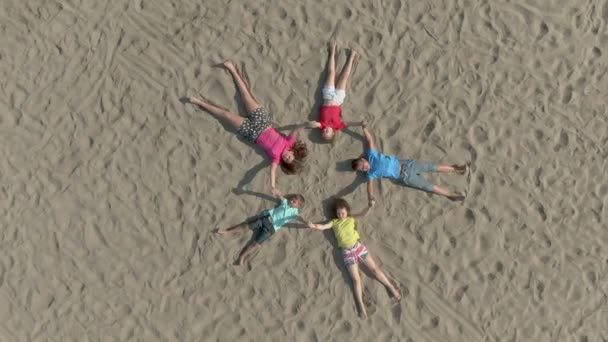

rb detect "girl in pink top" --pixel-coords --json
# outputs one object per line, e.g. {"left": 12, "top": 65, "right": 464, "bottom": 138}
{"left": 188, "top": 60, "right": 308, "bottom": 195}
{"left": 309, "top": 41, "right": 364, "bottom": 141}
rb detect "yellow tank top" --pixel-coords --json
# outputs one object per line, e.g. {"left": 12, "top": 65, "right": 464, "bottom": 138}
{"left": 331, "top": 217, "right": 360, "bottom": 248}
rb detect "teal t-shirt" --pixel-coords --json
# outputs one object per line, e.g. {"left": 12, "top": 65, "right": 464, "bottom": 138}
{"left": 265, "top": 199, "right": 300, "bottom": 231}
{"left": 367, "top": 148, "right": 401, "bottom": 180}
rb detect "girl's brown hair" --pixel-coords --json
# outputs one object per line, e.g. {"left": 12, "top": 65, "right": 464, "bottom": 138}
{"left": 280, "top": 140, "right": 308, "bottom": 175}
{"left": 333, "top": 198, "right": 351, "bottom": 217}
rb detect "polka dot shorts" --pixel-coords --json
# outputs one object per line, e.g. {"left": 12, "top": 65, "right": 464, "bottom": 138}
{"left": 238, "top": 107, "right": 271, "bottom": 142}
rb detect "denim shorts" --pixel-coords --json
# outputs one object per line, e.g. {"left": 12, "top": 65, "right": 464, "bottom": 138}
{"left": 248, "top": 213, "right": 275, "bottom": 243}
{"left": 399, "top": 159, "right": 438, "bottom": 192}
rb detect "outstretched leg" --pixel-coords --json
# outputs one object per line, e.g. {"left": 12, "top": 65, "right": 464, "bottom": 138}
{"left": 362, "top": 255, "right": 401, "bottom": 300}
{"left": 237, "top": 240, "right": 261, "bottom": 266}
{"left": 432, "top": 185, "right": 465, "bottom": 202}
{"left": 216, "top": 221, "right": 249, "bottom": 236}
{"left": 405, "top": 160, "right": 466, "bottom": 201}
{"left": 189, "top": 96, "right": 244, "bottom": 129}
{"left": 223, "top": 60, "right": 261, "bottom": 113}
{"left": 346, "top": 264, "right": 367, "bottom": 318}
{"left": 325, "top": 41, "right": 337, "bottom": 89}
{"left": 436, "top": 163, "right": 469, "bottom": 175}
{"left": 335, "top": 48, "right": 358, "bottom": 90}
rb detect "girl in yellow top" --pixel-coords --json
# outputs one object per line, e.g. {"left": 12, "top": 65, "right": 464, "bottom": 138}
{"left": 308, "top": 198, "right": 401, "bottom": 318}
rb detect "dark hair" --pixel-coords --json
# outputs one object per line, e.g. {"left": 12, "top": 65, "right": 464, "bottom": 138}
{"left": 333, "top": 198, "right": 350, "bottom": 217}
{"left": 350, "top": 158, "right": 365, "bottom": 171}
{"left": 289, "top": 194, "right": 305, "bottom": 207}
{"left": 280, "top": 140, "right": 308, "bottom": 175}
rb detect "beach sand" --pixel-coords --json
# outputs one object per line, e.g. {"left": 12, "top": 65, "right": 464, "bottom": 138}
{"left": 1, "top": 0, "right": 607, "bottom": 340}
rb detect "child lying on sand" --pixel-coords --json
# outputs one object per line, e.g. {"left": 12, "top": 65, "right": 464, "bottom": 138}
{"left": 308, "top": 198, "right": 401, "bottom": 318}
{"left": 216, "top": 190, "right": 305, "bottom": 266}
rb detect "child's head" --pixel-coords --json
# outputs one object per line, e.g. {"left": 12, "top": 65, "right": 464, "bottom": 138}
{"left": 280, "top": 140, "right": 308, "bottom": 174}
{"left": 321, "top": 127, "right": 336, "bottom": 141}
{"left": 351, "top": 157, "right": 370, "bottom": 172}
{"left": 288, "top": 194, "right": 305, "bottom": 208}
{"left": 333, "top": 198, "right": 350, "bottom": 219}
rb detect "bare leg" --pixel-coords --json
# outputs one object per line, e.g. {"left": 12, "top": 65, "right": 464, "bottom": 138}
{"left": 325, "top": 41, "right": 337, "bottom": 89}
{"left": 216, "top": 222, "right": 248, "bottom": 236}
{"left": 436, "top": 163, "right": 469, "bottom": 175}
{"left": 223, "top": 60, "right": 261, "bottom": 113}
{"left": 189, "top": 96, "right": 244, "bottom": 128}
{"left": 432, "top": 185, "right": 465, "bottom": 202}
{"left": 336, "top": 48, "right": 358, "bottom": 90}
{"left": 362, "top": 255, "right": 401, "bottom": 300}
{"left": 346, "top": 264, "right": 367, "bottom": 318}
{"left": 238, "top": 240, "right": 261, "bottom": 266}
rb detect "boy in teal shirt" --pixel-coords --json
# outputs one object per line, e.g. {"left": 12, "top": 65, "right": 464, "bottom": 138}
{"left": 351, "top": 122, "right": 469, "bottom": 203}
{"left": 216, "top": 190, "right": 305, "bottom": 266}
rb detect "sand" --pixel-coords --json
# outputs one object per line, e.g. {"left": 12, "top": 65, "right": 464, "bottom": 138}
{"left": 1, "top": 0, "right": 607, "bottom": 341}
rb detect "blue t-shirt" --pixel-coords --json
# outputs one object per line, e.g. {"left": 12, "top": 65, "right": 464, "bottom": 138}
{"left": 265, "top": 199, "right": 300, "bottom": 231}
{"left": 366, "top": 148, "right": 401, "bottom": 180}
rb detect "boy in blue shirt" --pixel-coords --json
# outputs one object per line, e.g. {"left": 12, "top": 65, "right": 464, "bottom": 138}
{"left": 216, "top": 190, "right": 306, "bottom": 266}
{"left": 351, "top": 122, "right": 469, "bottom": 204}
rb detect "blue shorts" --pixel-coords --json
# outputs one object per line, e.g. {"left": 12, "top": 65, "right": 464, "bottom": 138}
{"left": 399, "top": 160, "right": 438, "bottom": 192}
{"left": 248, "top": 212, "right": 275, "bottom": 243}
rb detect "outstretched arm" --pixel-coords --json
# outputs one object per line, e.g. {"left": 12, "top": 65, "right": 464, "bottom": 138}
{"left": 270, "top": 163, "right": 279, "bottom": 195}
{"left": 361, "top": 121, "right": 376, "bottom": 150}
{"left": 295, "top": 215, "right": 309, "bottom": 224}
{"left": 272, "top": 186, "right": 285, "bottom": 201}
{"left": 366, "top": 180, "right": 375, "bottom": 205}
{"left": 352, "top": 201, "right": 374, "bottom": 218}
{"left": 308, "top": 221, "right": 333, "bottom": 230}
{"left": 289, "top": 122, "right": 310, "bottom": 138}
{"left": 344, "top": 120, "right": 365, "bottom": 128}
{"left": 308, "top": 121, "right": 322, "bottom": 128}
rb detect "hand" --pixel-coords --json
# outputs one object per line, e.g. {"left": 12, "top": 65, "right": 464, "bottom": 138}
{"left": 308, "top": 121, "right": 321, "bottom": 128}
{"left": 368, "top": 198, "right": 376, "bottom": 207}
{"left": 271, "top": 187, "right": 281, "bottom": 196}
{"left": 307, "top": 222, "right": 316, "bottom": 229}
{"left": 361, "top": 120, "right": 368, "bottom": 128}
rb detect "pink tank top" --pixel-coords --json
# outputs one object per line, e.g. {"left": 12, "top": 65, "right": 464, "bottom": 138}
{"left": 255, "top": 127, "right": 296, "bottom": 164}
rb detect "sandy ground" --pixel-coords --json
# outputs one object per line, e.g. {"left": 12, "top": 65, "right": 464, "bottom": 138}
{"left": 1, "top": 0, "right": 607, "bottom": 341}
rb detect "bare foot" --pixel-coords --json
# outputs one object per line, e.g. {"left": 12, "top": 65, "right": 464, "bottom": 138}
{"left": 222, "top": 59, "right": 247, "bottom": 85}
{"left": 447, "top": 192, "right": 466, "bottom": 203}
{"left": 189, "top": 96, "right": 201, "bottom": 104}
{"left": 350, "top": 47, "right": 358, "bottom": 59}
{"left": 190, "top": 95, "right": 214, "bottom": 107}
{"left": 359, "top": 308, "right": 368, "bottom": 319}
{"left": 328, "top": 40, "right": 336, "bottom": 55}
{"left": 215, "top": 227, "right": 228, "bottom": 236}
{"left": 223, "top": 59, "right": 236, "bottom": 70}
{"left": 455, "top": 162, "right": 470, "bottom": 175}
{"left": 392, "top": 288, "right": 402, "bottom": 301}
